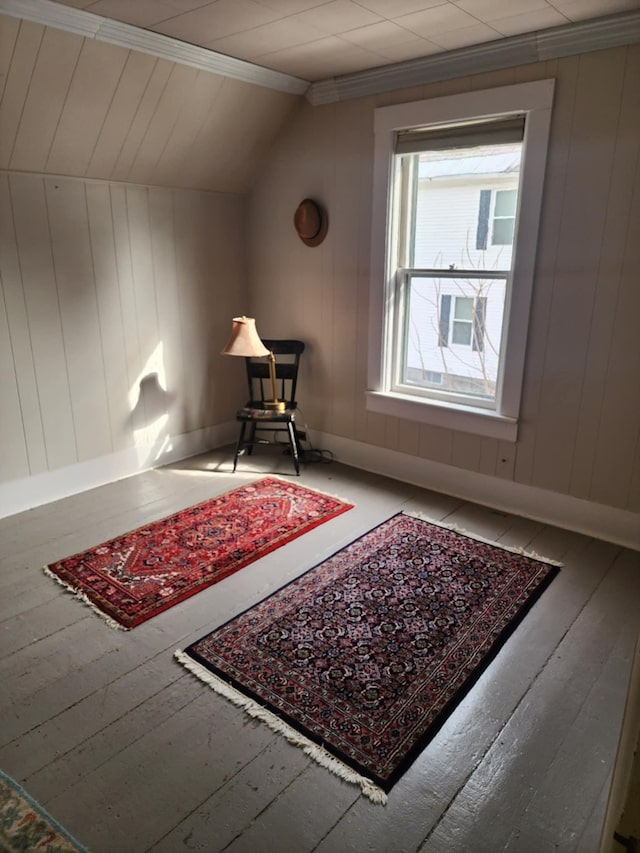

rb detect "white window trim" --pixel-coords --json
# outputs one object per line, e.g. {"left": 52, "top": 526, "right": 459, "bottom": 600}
{"left": 367, "top": 79, "right": 555, "bottom": 443}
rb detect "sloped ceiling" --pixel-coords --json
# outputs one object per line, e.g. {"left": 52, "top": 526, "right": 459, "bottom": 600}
{"left": 3, "top": 0, "right": 640, "bottom": 191}
{"left": 0, "top": 14, "right": 301, "bottom": 192}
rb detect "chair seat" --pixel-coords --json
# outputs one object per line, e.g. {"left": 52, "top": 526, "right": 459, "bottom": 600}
{"left": 237, "top": 405, "right": 297, "bottom": 421}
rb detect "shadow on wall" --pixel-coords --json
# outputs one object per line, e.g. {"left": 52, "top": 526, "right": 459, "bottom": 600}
{"left": 126, "top": 372, "right": 177, "bottom": 467}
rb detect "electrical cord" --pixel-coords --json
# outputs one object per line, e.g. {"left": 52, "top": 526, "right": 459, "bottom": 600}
{"left": 300, "top": 446, "right": 335, "bottom": 464}
{"left": 614, "top": 833, "right": 639, "bottom": 852}
{"left": 266, "top": 405, "right": 334, "bottom": 464}
{"left": 273, "top": 430, "right": 335, "bottom": 464}
{"left": 294, "top": 407, "right": 335, "bottom": 463}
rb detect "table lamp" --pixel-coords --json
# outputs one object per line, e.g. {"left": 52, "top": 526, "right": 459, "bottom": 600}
{"left": 221, "top": 316, "right": 285, "bottom": 412}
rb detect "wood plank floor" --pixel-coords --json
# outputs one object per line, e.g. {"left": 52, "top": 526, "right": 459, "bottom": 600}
{"left": 1, "top": 447, "right": 638, "bottom": 853}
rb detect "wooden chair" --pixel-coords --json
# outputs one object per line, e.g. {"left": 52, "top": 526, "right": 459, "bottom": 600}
{"left": 233, "top": 339, "right": 305, "bottom": 475}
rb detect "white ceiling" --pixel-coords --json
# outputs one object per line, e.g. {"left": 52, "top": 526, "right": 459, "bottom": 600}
{"left": 50, "top": 0, "right": 640, "bottom": 82}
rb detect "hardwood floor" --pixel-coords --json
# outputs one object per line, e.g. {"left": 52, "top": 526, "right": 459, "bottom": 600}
{"left": 1, "top": 448, "right": 638, "bottom": 853}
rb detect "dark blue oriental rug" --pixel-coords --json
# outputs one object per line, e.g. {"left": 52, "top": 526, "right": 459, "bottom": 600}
{"left": 177, "top": 512, "right": 560, "bottom": 803}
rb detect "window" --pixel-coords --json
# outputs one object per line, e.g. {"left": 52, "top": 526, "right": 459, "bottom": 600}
{"left": 477, "top": 189, "right": 518, "bottom": 248}
{"left": 452, "top": 296, "right": 473, "bottom": 346}
{"left": 492, "top": 189, "right": 517, "bottom": 245}
{"left": 367, "top": 81, "right": 554, "bottom": 441}
{"left": 392, "top": 120, "right": 521, "bottom": 411}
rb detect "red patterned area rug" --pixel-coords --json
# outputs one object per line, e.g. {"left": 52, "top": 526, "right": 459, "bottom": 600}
{"left": 45, "top": 477, "right": 353, "bottom": 630}
{"left": 176, "top": 512, "right": 560, "bottom": 804}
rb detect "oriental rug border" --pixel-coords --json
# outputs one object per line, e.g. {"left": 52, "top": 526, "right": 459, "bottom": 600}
{"left": 177, "top": 512, "right": 560, "bottom": 803}
{"left": 44, "top": 477, "right": 353, "bottom": 629}
{"left": 0, "top": 768, "right": 88, "bottom": 852}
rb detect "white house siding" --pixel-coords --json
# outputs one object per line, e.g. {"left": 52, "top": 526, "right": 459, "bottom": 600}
{"left": 413, "top": 175, "right": 519, "bottom": 271}
{"left": 404, "top": 276, "right": 506, "bottom": 399}
{"left": 405, "top": 174, "right": 517, "bottom": 395}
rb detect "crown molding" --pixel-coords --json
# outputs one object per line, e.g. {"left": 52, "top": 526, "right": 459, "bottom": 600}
{"left": 307, "top": 10, "right": 640, "bottom": 105}
{"left": 2, "top": 0, "right": 638, "bottom": 106}
{"left": 535, "top": 9, "right": 640, "bottom": 59}
{"left": 0, "top": 0, "right": 310, "bottom": 96}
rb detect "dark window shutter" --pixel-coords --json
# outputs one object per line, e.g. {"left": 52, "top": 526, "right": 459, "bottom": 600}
{"left": 472, "top": 296, "right": 487, "bottom": 352}
{"left": 476, "top": 190, "right": 491, "bottom": 250}
{"left": 439, "top": 294, "right": 451, "bottom": 347}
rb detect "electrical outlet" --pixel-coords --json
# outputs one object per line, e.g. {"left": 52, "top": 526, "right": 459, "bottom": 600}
{"left": 296, "top": 429, "right": 307, "bottom": 442}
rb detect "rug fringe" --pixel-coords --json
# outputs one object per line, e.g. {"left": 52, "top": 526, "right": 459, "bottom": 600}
{"left": 174, "top": 649, "right": 387, "bottom": 805}
{"left": 43, "top": 566, "right": 128, "bottom": 630}
{"left": 401, "top": 512, "right": 563, "bottom": 567}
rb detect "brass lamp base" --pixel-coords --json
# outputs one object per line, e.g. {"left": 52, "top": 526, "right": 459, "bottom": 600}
{"left": 264, "top": 351, "right": 286, "bottom": 413}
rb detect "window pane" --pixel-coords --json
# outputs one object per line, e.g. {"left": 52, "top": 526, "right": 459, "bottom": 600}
{"left": 410, "top": 142, "right": 521, "bottom": 270}
{"left": 494, "top": 189, "right": 517, "bottom": 216}
{"left": 401, "top": 274, "right": 507, "bottom": 402}
{"left": 492, "top": 218, "right": 515, "bottom": 245}
{"left": 452, "top": 321, "right": 472, "bottom": 345}
{"left": 454, "top": 297, "right": 473, "bottom": 321}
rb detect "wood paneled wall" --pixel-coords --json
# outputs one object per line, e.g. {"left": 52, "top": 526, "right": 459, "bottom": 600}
{"left": 0, "top": 12, "right": 303, "bottom": 497}
{"left": 0, "top": 172, "right": 246, "bottom": 484}
{"left": 0, "top": 15, "right": 299, "bottom": 193}
{"left": 1, "top": 9, "right": 638, "bottom": 520}
{"left": 248, "top": 45, "right": 640, "bottom": 514}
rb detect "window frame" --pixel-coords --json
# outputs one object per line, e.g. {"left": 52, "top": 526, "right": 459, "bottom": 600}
{"left": 367, "top": 80, "right": 555, "bottom": 442}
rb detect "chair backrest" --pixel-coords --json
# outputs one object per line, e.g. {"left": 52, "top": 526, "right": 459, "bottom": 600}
{"left": 244, "top": 339, "right": 305, "bottom": 407}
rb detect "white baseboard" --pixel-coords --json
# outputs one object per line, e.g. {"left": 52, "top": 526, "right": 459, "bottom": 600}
{"left": 313, "top": 431, "right": 640, "bottom": 552}
{"left": 0, "top": 421, "right": 237, "bottom": 521}
{"left": 3, "top": 423, "right": 637, "bottom": 552}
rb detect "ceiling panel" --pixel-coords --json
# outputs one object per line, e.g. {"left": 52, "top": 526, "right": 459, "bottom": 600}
{"left": 47, "top": 0, "right": 640, "bottom": 81}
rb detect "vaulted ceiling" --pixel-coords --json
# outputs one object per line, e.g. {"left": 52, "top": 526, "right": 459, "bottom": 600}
{"left": 0, "top": 12, "right": 300, "bottom": 191}
{"left": 2, "top": 0, "right": 639, "bottom": 192}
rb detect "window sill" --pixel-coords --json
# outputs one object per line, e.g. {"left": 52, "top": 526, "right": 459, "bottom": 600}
{"left": 366, "top": 390, "right": 518, "bottom": 442}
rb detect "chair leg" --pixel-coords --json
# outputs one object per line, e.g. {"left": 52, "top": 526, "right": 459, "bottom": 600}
{"left": 287, "top": 421, "right": 300, "bottom": 475}
{"left": 233, "top": 422, "right": 247, "bottom": 472}
{"left": 247, "top": 421, "right": 257, "bottom": 456}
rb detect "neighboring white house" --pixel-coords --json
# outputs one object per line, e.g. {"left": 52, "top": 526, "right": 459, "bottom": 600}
{"left": 402, "top": 146, "right": 521, "bottom": 402}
